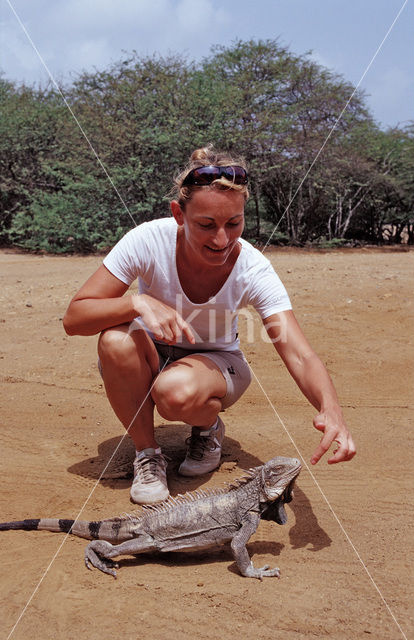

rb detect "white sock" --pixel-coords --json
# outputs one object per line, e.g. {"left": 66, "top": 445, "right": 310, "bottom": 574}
{"left": 209, "top": 418, "right": 219, "bottom": 431}
{"left": 199, "top": 418, "right": 218, "bottom": 436}
{"left": 135, "top": 447, "right": 161, "bottom": 459}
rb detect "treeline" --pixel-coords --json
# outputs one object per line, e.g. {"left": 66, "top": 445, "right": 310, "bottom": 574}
{"left": 1, "top": 39, "right": 413, "bottom": 253}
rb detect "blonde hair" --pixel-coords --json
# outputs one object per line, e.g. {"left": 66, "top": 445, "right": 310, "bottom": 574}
{"left": 172, "top": 144, "right": 249, "bottom": 208}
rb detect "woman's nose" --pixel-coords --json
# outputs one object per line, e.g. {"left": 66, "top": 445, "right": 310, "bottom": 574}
{"left": 212, "top": 227, "right": 228, "bottom": 248}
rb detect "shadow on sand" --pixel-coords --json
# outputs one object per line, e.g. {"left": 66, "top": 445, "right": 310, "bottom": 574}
{"left": 67, "top": 422, "right": 331, "bottom": 553}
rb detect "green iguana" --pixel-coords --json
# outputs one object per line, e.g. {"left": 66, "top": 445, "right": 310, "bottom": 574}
{"left": 0, "top": 455, "right": 301, "bottom": 580}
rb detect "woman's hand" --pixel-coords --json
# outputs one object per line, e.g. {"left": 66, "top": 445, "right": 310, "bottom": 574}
{"left": 132, "top": 293, "right": 195, "bottom": 345}
{"left": 311, "top": 408, "right": 356, "bottom": 465}
{"left": 264, "top": 310, "right": 356, "bottom": 465}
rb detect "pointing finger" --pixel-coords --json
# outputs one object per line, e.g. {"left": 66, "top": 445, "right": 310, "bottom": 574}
{"left": 176, "top": 316, "right": 195, "bottom": 344}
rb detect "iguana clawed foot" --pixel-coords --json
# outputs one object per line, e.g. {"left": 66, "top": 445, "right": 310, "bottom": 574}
{"left": 85, "top": 541, "right": 119, "bottom": 578}
{"left": 243, "top": 563, "right": 281, "bottom": 580}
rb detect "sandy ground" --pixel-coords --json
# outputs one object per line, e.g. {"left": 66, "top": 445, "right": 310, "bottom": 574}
{"left": 0, "top": 247, "right": 413, "bottom": 640}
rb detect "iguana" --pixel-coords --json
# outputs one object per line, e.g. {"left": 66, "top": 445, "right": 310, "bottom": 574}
{"left": 0, "top": 455, "right": 301, "bottom": 580}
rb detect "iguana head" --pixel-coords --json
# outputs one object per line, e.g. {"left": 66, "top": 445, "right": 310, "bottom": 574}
{"left": 259, "top": 456, "right": 301, "bottom": 503}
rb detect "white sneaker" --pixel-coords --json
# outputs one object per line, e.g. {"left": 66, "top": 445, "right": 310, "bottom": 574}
{"left": 178, "top": 417, "right": 225, "bottom": 477}
{"left": 130, "top": 448, "right": 169, "bottom": 504}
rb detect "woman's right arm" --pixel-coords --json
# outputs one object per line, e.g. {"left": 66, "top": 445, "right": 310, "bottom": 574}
{"left": 63, "top": 264, "right": 195, "bottom": 343}
{"left": 63, "top": 265, "right": 135, "bottom": 336}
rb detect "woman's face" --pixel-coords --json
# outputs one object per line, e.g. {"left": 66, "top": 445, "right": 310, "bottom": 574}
{"left": 171, "top": 188, "right": 245, "bottom": 267}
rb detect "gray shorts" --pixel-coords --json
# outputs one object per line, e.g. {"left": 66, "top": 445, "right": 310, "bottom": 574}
{"left": 153, "top": 342, "right": 251, "bottom": 410}
{"left": 98, "top": 336, "right": 252, "bottom": 410}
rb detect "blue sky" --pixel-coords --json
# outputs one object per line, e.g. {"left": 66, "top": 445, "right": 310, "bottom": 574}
{"left": 1, "top": 0, "right": 412, "bottom": 129}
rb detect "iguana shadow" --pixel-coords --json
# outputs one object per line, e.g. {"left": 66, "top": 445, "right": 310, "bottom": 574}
{"left": 287, "top": 485, "right": 332, "bottom": 551}
{"left": 103, "top": 540, "right": 285, "bottom": 575}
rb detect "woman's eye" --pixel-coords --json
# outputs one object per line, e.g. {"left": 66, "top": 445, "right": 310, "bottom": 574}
{"left": 197, "top": 221, "right": 241, "bottom": 229}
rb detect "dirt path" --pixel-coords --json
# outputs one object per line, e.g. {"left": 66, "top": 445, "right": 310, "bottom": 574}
{"left": 1, "top": 248, "right": 413, "bottom": 640}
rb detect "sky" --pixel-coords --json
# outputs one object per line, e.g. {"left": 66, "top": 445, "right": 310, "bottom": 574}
{"left": 1, "top": 0, "right": 412, "bottom": 130}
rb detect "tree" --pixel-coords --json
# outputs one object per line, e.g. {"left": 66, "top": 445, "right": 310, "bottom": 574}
{"left": 1, "top": 40, "right": 412, "bottom": 251}
{"left": 0, "top": 78, "right": 66, "bottom": 244}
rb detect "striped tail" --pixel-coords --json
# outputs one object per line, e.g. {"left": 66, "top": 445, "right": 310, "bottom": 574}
{"left": 0, "top": 518, "right": 95, "bottom": 540}
{"left": 0, "top": 517, "right": 132, "bottom": 542}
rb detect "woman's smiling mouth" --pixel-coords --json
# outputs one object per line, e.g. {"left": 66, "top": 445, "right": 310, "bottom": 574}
{"left": 205, "top": 245, "right": 230, "bottom": 252}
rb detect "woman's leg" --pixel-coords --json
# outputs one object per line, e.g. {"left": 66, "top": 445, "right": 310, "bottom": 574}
{"left": 151, "top": 354, "right": 227, "bottom": 427}
{"left": 98, "top": 324, "right": 171, "bottom": 504}
{"left": 152, "top": 355, "right": 227, "bottom": 476}
{"left": 98, "top": 324, "right": 161, "bottom": 450}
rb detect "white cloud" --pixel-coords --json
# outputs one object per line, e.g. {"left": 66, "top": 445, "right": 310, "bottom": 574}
{"left": 69, "top": 38, "right": 111, "bottom": 72}
{"left": 46, "top": 0, "right": 171, "bottom": 34}
{"left": 175, "top": 0, "right": 228, "bottom": 31}
{"left": 307, "top": 51, "right": 332, "bottom": 71}
{"left": 2, "top": 22, "right": 41, "bottom": 71}
{"left": 1, "top": 0, "right": 183, "bottom": 83}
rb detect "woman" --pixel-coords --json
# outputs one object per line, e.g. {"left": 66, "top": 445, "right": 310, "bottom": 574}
{"left": 63, "top": 145, "right": 356, "bottom": 504}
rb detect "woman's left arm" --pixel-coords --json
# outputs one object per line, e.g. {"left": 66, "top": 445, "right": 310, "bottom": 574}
{"left": 263, "top": 310, "right": 356, "bottom": 465}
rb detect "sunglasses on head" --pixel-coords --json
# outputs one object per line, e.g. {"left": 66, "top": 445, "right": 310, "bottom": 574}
{"left": 182, "top": 165, "right": 249, "bottom": 187}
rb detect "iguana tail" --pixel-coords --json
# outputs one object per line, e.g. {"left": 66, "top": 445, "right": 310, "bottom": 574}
{"left": 0, "top": 517, "right": 132, "bottom": 542}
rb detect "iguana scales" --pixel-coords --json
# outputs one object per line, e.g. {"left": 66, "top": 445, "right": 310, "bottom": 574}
{"left": 0, "top": 456, "right": 301, "bottom": 580}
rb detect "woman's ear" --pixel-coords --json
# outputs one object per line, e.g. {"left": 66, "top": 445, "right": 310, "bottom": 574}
{"left": 170, "top": 200, "right": 184, "bottom": 225}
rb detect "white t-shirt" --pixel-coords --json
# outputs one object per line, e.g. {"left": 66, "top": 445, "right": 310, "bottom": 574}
{"left": 103, "top": 217, "right": 292, "bottom": 351}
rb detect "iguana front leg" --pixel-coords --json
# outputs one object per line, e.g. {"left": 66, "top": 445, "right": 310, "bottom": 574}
{"left": 231, "top": 512, "right": 280, "bottom": 580}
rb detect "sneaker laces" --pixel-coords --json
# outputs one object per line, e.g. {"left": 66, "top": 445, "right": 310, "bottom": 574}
{"left": 133, "top": 453, "right": 167, "bottom": 485}
{"left": 185, "top": 430, "right": 219, "bottom": 461}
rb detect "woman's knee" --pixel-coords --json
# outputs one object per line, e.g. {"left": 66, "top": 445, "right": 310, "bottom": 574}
{"left": 98, "top": 324, "right": 155, "bottom": 373}
{"left": 98, "top": 325, "right": 133, "bottom": 360}
{"left": 152, "top": 369, "right": 197, "bottom": 420}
